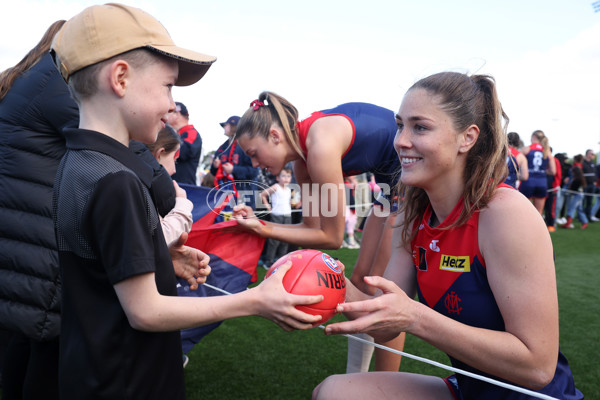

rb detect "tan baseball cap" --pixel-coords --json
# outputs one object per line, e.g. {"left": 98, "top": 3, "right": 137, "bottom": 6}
{"left": 51, "top": 3, "right": 216, "bottom": 86}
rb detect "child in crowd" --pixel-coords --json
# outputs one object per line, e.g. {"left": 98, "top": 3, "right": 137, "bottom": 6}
{"left": 145, "top": 124, "right": 193, "bottom": 246}
{"left": 51, "top": 4, "right": 323, "bottom": 399}
{"left": 260, "top": 167, "right": 293, "bottom": 267}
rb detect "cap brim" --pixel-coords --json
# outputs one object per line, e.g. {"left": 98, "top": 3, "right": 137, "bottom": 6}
{"left": 149, "top": 45, "right": 216, "bottom": 86}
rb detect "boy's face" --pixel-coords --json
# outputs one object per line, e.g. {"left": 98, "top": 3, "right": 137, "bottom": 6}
{"left": 125, "top": 58, "right": 178, "bottom": 144}
{"left": 277, "top": 170, "right": 292, "bottom": 185}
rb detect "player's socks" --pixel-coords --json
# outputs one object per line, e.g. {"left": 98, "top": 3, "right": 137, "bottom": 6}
{"left": 346, "top": 333, "right": 375, "bottom": 373}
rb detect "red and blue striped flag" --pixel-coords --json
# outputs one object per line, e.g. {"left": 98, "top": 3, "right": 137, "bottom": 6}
{"left": 177, "top": 184, "right": 265, "bottom": 353}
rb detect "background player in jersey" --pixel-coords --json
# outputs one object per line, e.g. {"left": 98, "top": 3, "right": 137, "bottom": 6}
{"left": 231, "top": 91, "right": 404, "bottom": 372}
{"left": 518, "top": 130, "right": 556, "bottom": 215}
{"left": 504, "top": 131, "right": 528, "bottom": 188}
{"left": 313, "top": 72, "right": 582, "bottom": 400}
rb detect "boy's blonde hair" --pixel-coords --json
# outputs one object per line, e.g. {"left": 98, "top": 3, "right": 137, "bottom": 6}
{"left": 67, "top": 48, "right": 160, "bottom": 104}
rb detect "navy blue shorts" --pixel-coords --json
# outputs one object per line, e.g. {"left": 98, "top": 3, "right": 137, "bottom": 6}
{"left": 518, "top": 176, "right": 548, "bottom": 199}
{"left": 443, "top": 375, "right": 461, "bottom": 400}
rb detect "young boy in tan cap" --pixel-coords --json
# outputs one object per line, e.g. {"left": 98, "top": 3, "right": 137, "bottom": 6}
{"left": 51, "top": 3, "right": 323, "bottom": 399}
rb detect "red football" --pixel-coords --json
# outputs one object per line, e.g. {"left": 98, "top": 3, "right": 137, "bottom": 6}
{"left": 265, "top": 249, "right": 346, "bottom": 326}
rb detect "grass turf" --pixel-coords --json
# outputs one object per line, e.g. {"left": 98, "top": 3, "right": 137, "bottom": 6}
{"left": 184, "top": 222, "right": 599, "bottom": 399}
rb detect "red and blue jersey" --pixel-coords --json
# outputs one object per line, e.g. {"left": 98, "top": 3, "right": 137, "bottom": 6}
{"left": 173, "top": 124, "right": 202, "bottom": 185}
{"left": 296, "top": 103, "right": 400, "bottom": 187}
{"left": 519, "top": 143, "right": 549, "bottom": 198}
{"left": 411, "top": 195, "right": 582, "bottom": 399}
{"left": 525, "top": 143, "right": 548, "bottom": 179}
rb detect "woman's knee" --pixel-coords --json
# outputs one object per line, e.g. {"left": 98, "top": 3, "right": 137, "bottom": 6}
{"left": 312, "top": 374, "right": 344, "bottom": 400}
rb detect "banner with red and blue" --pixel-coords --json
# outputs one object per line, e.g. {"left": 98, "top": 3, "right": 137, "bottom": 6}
{"left": 177, "top": 184, "right": 264, "bottom": 353}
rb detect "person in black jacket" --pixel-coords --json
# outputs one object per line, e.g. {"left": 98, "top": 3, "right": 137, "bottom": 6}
{"left": 0, "top": 19, "right": 189, "bottom": 399}
{"left": 0, "top": 21, "right": 72, "bottom": 400}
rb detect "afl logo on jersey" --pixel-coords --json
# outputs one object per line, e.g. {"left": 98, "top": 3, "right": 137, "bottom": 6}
{"left": 322, "top": 254, "right": 341, "bottom": 273}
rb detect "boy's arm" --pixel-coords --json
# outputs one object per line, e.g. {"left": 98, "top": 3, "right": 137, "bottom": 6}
{"left": 90, "top": 172, "right": 319, "bottom": 332}
{"left": 113, "top": 261, "right": 323, "bottom": 332}
{"left": 260, "top": 184, "right": 277, "bottom": 208}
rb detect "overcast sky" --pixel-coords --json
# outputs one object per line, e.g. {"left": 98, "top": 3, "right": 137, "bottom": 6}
{"left": 2, "top": 0, "right": 599, "bottom": 159}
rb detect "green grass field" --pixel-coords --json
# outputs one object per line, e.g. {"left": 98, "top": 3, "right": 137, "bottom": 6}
{"left": 185, "top": 222, "right": 600, "bottom": 400}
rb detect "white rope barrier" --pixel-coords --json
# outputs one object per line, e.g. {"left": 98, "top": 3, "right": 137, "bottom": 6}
{"left": 257, "top": 202, "right": 376, "bottom": 215}
{"left": 320, "top": 327, "right": 559, "bottom": 400}
{"left": 553, "top": 187, "right": 600, "bottom": 197}
{"left": 258, "top": 189, "right": 600, "bottom": 217}
{"left": 202, "top": 282, "right": 232, "bottom": 295}
{"left": 230, "top": 187, "right": 598, "bottom": 220}
{"left": 199, "top": 283, "right": 559, "bottom": 400}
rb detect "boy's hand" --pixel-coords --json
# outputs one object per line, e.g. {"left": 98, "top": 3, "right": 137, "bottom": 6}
{"left": 170, "top": 232, "right": 211, "bottom": 290}
{"left": 253, "top": 260, "right": 323, "bottom": 331}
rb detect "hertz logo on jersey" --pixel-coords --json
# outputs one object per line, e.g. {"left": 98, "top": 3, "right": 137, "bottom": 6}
{"left": 439, "top": 255, "right": 470, "bottom": 272}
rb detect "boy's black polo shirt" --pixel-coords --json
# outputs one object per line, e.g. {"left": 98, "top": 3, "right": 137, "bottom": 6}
{"left": 54, "top": 128, "right": 185, "bottom": 400}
